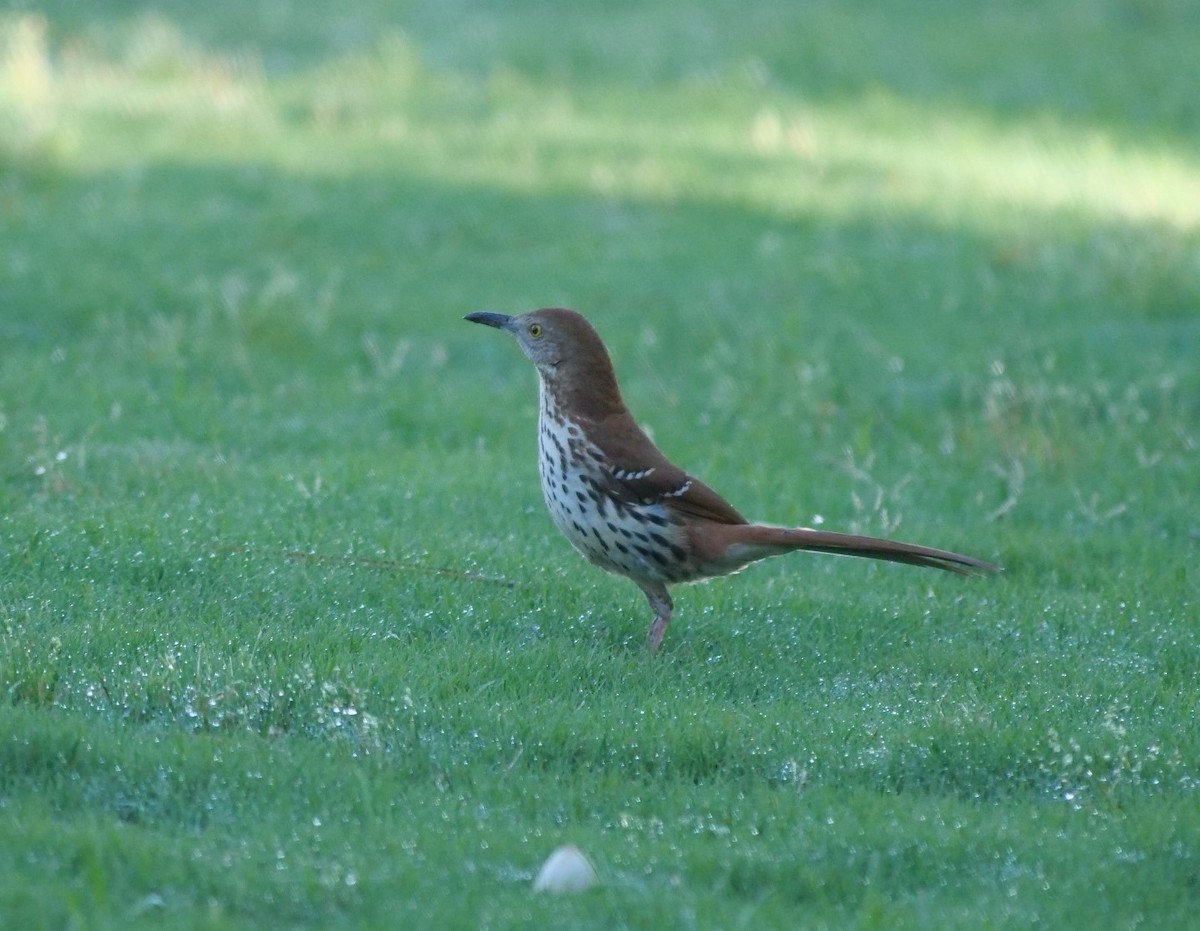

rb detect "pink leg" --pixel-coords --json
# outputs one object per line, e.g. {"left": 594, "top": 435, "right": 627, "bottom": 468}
{"left": 637, "top": 581, "right": 674, "bottom": 653}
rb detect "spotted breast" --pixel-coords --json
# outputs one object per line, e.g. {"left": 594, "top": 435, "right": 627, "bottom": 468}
{"left": 536, "top": 391, "right": 693, "bottom": 584}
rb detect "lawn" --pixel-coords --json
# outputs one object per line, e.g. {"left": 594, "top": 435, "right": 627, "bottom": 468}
{"left": 2, "top": 1, "right": 1198, "bottom": 928}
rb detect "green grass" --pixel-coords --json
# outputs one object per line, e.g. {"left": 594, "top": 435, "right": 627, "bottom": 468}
{"left": 2, "top": 1, "right": 1198, "bottom": 927}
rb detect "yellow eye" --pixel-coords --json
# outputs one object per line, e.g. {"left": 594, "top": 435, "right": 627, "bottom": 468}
{"left": 529, "top": 323, "right": 543, "bottom": 338}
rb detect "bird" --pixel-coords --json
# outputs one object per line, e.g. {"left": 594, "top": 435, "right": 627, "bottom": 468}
{"left": 464, "top": 308, "right": 999, "bottom": 652}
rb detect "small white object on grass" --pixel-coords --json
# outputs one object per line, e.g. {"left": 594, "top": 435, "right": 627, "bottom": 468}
{"left": 532, "top": 845, "right": 597, "bottom": 893}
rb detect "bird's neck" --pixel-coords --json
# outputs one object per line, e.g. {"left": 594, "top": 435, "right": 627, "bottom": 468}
{"left": 537, "top": 358, "right": 627, "bottom": 424}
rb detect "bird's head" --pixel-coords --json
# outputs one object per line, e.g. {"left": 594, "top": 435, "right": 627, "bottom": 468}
{"left": 465, "top": 308, "right": 625, "bottom": 415}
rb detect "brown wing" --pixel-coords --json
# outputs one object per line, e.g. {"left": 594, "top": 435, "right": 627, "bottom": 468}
{"left": 587, "top": 412, "right": 749, "bottom": 525}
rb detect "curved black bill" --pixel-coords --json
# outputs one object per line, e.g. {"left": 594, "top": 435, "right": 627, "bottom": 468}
{"left": 464, "top": 312, "right": 515, "bottom": 330}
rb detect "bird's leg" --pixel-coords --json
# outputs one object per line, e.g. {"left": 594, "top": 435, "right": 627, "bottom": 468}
{"left": 636, "top": 581, "right": 674, "bottom": 653}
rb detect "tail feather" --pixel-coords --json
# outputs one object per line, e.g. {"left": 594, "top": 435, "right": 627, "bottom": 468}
{"left": 720, "top": 525, "right": 999, "bottom": 576}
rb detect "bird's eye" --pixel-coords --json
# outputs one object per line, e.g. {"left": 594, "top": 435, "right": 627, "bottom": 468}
{"left": 529, "top": 323, "right": 543, "bottom": 338}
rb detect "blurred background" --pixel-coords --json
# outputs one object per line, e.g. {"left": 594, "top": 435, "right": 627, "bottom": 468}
{"left": 6, "top": 1, "right": 1197, "bottom": 477}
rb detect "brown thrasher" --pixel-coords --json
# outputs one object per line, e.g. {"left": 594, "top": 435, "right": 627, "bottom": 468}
{"left": 465, "top": 308, "right": 998, "bottom": 651}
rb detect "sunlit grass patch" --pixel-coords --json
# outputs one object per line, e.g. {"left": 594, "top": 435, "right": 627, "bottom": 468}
{"left": 5, "top": 11, "right": 1199, "bottom": 233}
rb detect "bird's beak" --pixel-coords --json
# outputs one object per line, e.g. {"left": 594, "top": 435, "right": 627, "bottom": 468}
{"left": 464, "top": 311, "right": 516, "bottom": 331}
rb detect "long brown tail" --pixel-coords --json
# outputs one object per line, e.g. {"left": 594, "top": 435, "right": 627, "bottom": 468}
{"left": 714, "top": 524, "right": 1000, "bottom": 576}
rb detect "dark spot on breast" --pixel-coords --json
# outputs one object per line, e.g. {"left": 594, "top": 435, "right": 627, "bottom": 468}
{"left": 634, "top": 543, "right": 669, "bottom": 568}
